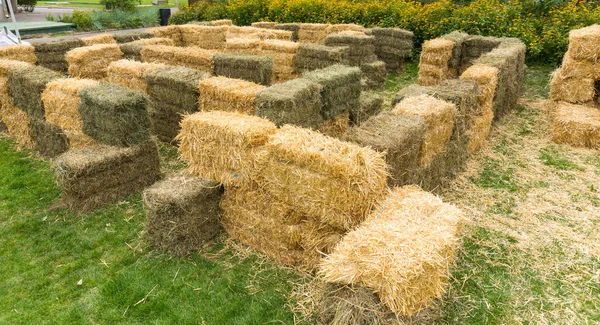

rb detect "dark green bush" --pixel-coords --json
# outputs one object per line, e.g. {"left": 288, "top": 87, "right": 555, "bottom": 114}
{"left": 53, "top": 8, "right": 158, "bottom": 31}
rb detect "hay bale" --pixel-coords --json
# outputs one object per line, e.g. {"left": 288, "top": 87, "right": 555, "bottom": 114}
{"left": 317, "top": 113, "right": 349, "bottom": 139}
{"left": 0, "top": 45, "right": 37, "bottom": 64}
{"left": 324, "top": 32, "right": 377, "bottom": 66}
{"left": 148, "top": 25, "right": 183, "bottom": 46}
{"left": 107, "top": 59, "right": 164, "bottom": 92}
{"left": 66, "top": 44, "right": 123, "bottom": 80}
{"left": 372, "top": 27, "right": 413, "bottom": 73}
{"left": 360, "top": 60, "right": 387, "bottom": 90}
{"left": 294, "top": 43, "right": 349, "bottom": 72}
{"left": 52, "top": 140, "right": 161, "bottom": 212}
{"left": 179, "top": 25, "right": 227, "bottom": 49}
{"left": 303, "top": 64, "right": 362, "bottom": 120}
{"left": 327, "top": 24, "right": 365, "bottom": 34}
{"left": 143, "top": 173, "right": 223, "bottom": 256}
{"left": 274, "top": 23, "right": 300, "bottom": 42}
{"left": 79, "top": 83, "right": 150, "bottom": 147}
{"left": 7, "top": 65, "right": 63, "bottom": 120}
{"left": 111, "top": 31, "right": 153, "bottom": 44}
{"left": 418, "top": 38, "right": 454, "bottom": 86}
{"left": 223, "top": 37, "right": 262, "bottom": 55}
{"left": 0, "top": 103, "right": 34, "bottom": 148}
{"left": 346, "top": 112, "right": 426, "bottom": 186}
{"left": 141, "top": 45, "right": 215, "bottom": 74}
{"left": 558, "top": 53, "right": 600, "bottom": 80}
{"left": 568, "top": 25, "right": 600, "bottom": 61}
{"left": 31, "top": 38, "right": 84, "bottom": 71}
{"left": 229, "top": 26, "right": 292, "bottom": 41}
{"left": 549, "top": 70, "right": 596, "bottom": 104}
{"left": 350, "top": 92, "right": 383, "bottom": 126}
{"left": 320, "top": 186, "right": 463, "bottom": 316}
{"left": 256, "top": 78, "right": 324, "bottom": 129}
{"left": 177, "top": 111, "right": 277, "bottom": 186}
{"left": 30, "top": 119, "right": 69, "bottom": 158}
{"left": 198, "top": 76, "right": 266, "bottom": 114}
{"left": 551, "top": 102, "right": 600, "bottom": 149}
{"left": 211, "top": 19, "right": 233, "bottom": 26}
{"left": 461, "top": 35, "right": 502, "bottom": 67}
{"left": 81, "top": 33, "right": 116, "bottom": 46}
{"left": 257, "top": 125, "right": 388, "bottom": 230}
{"left": 213, "top": 54, "right": 273, "bottom": 85}
{"left": 251, "top": 22, "right": 277, "bottom": 29}
{"left": 119, "top": 37, "right": 175, "bottom": 61}
{"left": 298, "top": 23, "right": 331, "bottom": 44}
{"left": 439, "top": 31, "right": 468, "bottom": 75}
{"left": 42, "top": 78, "right": 99, "bottom": 149}
{"left": 259, "top": 40, "right": 299, "bottom": 82}
{"left": 392, "top": 95, "right": 457, "bottom": 167}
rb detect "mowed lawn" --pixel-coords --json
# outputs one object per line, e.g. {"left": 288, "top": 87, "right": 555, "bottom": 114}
{"left": 1, "top": 61, "right": 600, "bottom": 324}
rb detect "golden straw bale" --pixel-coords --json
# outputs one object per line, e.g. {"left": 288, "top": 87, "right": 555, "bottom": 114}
{"left": 0, "top": 102, "right": 34, "bottom": 148}
{"left": 392, "top": 94, "right": 457, "bottom": 167}
{"left": 227, "top": 26, "right": 262, "bottom": 40}
{"left": 258, "top": 125, "right": 388, "bottom": 230}
{"left": 420, "top": 38, "right": 454, "bottom": 65}
{"left": 568, "top": 25, "right": 600, "bottom": 61}
{"left": 317, "top": 113, "right": 349, "bottom": 139}
{"left": 319, "top": 185, "right": 464, "bottom": 317}
{"left": 42, "top": 78, "right": 99, "bottom": 149}
{"left": 0, "top": 44, "right": 37, "bottom": 64}
{"left": 260, "top": 29, "right": 293, "bottom": 41}
{"left": 261, "top": 39, "right": 298, "bottom": 53}
{"left": 0, "top": 59, "right": 31, "bottom": 77}
{"left": 0, "top": 60, "right": 31, "bottom": 105}
{"left": 549, "top": 69, "right": 596, "bottom": 104}
{"left": 142, "top": 45, "right": 215, "bottom": 74}
{"left": 224, "top": 38, "right": 262, "bottom": 55}
{"left": 326, "top": 24, "right": 365, "bottom": 34}
{"left": 81, "top": 33, "right": 117, "bottom": 46}
{"left": 211, "top": 19, "right": 233, "bottom": 26}
{"left": 66, "top": 44, "right": 123, "bottom": 79}
{"left": 107, "top": 59, "right": 164, "bottom": 92}
{"left": 298, "top": 23, "right": 331, "bottom": 44}
{"left": 551, "top": 102, "right": 600, "bottom": 149}
{"left": 299, "top": 216, "right": 345, "bottom": 268}
{"left": 560, "top": 53, "right": 600, "bottom": 79}
{"left": 179, "top": 25, "right": 228, "bottom": 49}
{"left": 133, "top": 37, "right": 174, "bottom": 46}
{"left": 259, "top": 40, "right": 299, "bottom": 82}
{"left": 198, "top": 76, "right": 266, "bottom": 114}
{"left": 148, "top": 25, "right": 183, "bottom": 46}
{"left": 251, "top": 22, "right": 277, "bottom": 29}
{"left": 417, "top": 63, "right": 447, "bottom": 86}
{"left": 466, "top": 109, "right": 494, "bottom": 154}
{"left": 177, "top": 111, "right": 277, "bottom": 186}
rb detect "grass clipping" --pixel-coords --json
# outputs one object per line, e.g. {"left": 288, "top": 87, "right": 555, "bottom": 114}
{"left": 319, "top": 185, "right": 464, "bottom": 317}
{"left": 418, "top": 38, "right": 454, "bottom": 86}
{"left": 107, "top": 59, "right": 165, "bottom": 92}
{"left": 66, "top": 44, "right": 123, "bottom": 80}
{"left": 551, "top": 102, "right": 600, "bottom": 149}
{"left": 198, "top": 76, "right": 266, "bottom": 115}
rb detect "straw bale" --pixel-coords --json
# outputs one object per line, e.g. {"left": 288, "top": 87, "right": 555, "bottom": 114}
{"left": 258, "top": 125, "right": 388, "bottom": 230}
{"left": 318, "top": 113, "right": 349, "bottom": 139}
{"left": 462, "top": 35, "right": 502, "bottom": 65}
{"left": 324, "top": 33, "right": 376, "bottom": 64}
{"left": 252, "top": 22, "right": 277, "bottom": 29}
{"left": 66, "top": 44, "right": 123, "bottom": 80}
{"left": 227, "top": 26, "right": 261, "bottom": 40}
{"left": 371, "top": 27, "right": 414, "bottom": 39}
{"left": 320, "top": 185, "right": 464, "bottom": 316}
{"left": 298, "top": 23, "right": 331, "bottom": 44}
{"left": 179, "top": 25, "right": 227, "bottom": 49}
{"left": 198, "top": 76, "right": 266, "bottom": 114}
{"left": 31, "top": 38, "right": 84, "bottom": 53}
{"left": 213, "top": 54, "right": 273, "bottom": 85}
{"left": 327, "top": 24, "right": 365, "bottom": 34}
{"left": 349, "top": 92, "right": 383, "bottom": 126}
{"left": 297, "top": 216, "right": 346, "bottom": 268}
{"left": 360, "top": 60, "right": 387, "bottom": 90}
{"left": 177, "top": 111, "right": 276, "bottom": 186}
{"left": 119, "top": 37, "right": 174, "bottom": 61}
{"left": 42, "top": 78, "right": 99, "bottom": 149}
{"left": 549, "top": 70, "right": 595, "bottom": 104}
{"left": 7, "top": 65, "right": 63, "bottom": 120}
{"left": 256, "top": 78, "right": 324, "bottom": 129}
{"left": 81, "top": 33, "right": 116, "bottom": 46}
{"left": 52, "top": 139, "right": 161, "bottom": 212}
{"left": 297, "top": 43, "right": 348, "bottom": 61}
{"left": 262, "top": 39, "right": 298, "bottom": 53}
{"left": 143, "top": 173, "right": 223, "bottom": 256}
{"left": 141, "top": 45, "right": 215, "bottom": 74}
{"left": 438, "top": 31, "right": 468, "bottom": 75}
{"left": 551, "top": 102, "right": 600, "bottom": 149}
{"left": 0, "top": 102, "right": 34, "bottom": 148}
{"left": 392, "top": 94, "right": 456, "bottom": 167}
{"left": 274, "top": 23, "right": 300, "bottom": 42}
{"left": 107, "top": 59, "right": 164, "bottom": 92}
{"left": 559, "top": 53, "right": 600, "bottom": 80}
{"left": 79, "top": 83, "right": 150, "bottom": 147}
{"left": 211, "top": 19, "right": 233, "bottom": 26}
{"left": 224, "top": 37, "right": 262, "bottom": 55}
{"left": 417, "top": 63, "right": 448, "bottom": 86}
{"left": 0, "top": 59, "right": 31, "bottom": 78}
{"left": 303, "top": 64, "right": 362, "bottom": 120}
{"left": 148, "top": 25, "right": 183, "bottom": 46}
{"left": 0, "top": 44, "right": 37, "bottom": 64}
{"left": 30, "top": 119, "right": 69, "bottom": 158}
{"left": 259, "top": 29, "right": 293, "bottom": 41}
{"left": 465, "top": 109, "right": 494, "bottom": 154}
{"left": 567, "top": 25, "right": 600, "bottom": 61}
{"left": 420, "top": 39, "right": 454, "bottom": 66}
{"left": 111, "top": 31, "right": 153, "bottom": 43}
{"left": 346, "top": 112, "right": 426, "bottom": 186}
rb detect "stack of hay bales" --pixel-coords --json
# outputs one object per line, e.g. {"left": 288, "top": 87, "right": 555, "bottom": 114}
{"left": 111, "top": 30, "right": 153, "bottom": 44}
{"left": 143, "top": 173, "right": 223, "bottom": 256}
{"left": 198, "top": 76, "right": 266, "bottom": 114}
{"left": 0, "top": 44, "right": 37, "bottom": 64}
{"left": 460, "top": 35, "right": 502, "bottom": 70}
{"left": 227, "top": 26, "right": 293, "bottom": 41}
{"left": 256, "top": 78, "right": 324, "bottom": 129}
{"left": 119, "top": 38, "right": 175, "bottom": 61}
{"left": 294, "top": 43, "right": 348, "bottom": 72}
{"left": 141, "top": 45, "right": 215, "bottom": 74}
{"left": 81, "top": 33, "right": 116, "bottom": 46}
{"left": 30, "top": 38, "right": 81, "bottom": 72}
{"left": 223, "top": 37, "right": 262, "bottom": 55}
{"left": 372, "top": 27, "right": 414, "bottom": 72}
{"left": 440, "top": 31, "right": 469, "bottom": 77}
{"left": 144, "top": 66, "right": 210, "bottom": 142}
{"left": 551, "top": 102, "right": 600, "bottom": 149}
{"left": 320, "top": 185, "right": 463, "bottom": 317}
{"left": 148, "top": 25, "right": 183, "bottom": 46}
{"left": 42, "top": 78, "right": 99, "bottom": 149}
{"left": 0, "top": 60, "right": 35, "bottom": 148}
{"left": 273, "top": 23, "right": 300, "bottom": 42}
{"left": 179, "top": 25, "right": 227, "bottom": 49}
{"left": 213, "top": 53, "right": 273, "bottom": 85}
{"left": 259, "top": 40, "right": 299, "bottom": 82}
{"left": 417, "top": 39, "right": 455, "bottom": 86}
{"left": 66, "top": 44, "right": 123, "bottom": 80}
{"left": 7, "top": 65, "right": 67, "bottom": 157}
{"left": 251, "top": 22, "right": 277, "bottom": 29}
{"left": 298, "top": 23, "right": 331, "bottom": 44}
{"left": 360, "top": 60, "right": 387, "bottom": 90}
{"left": 107, "top": 59, "right": 165, "bottom": 92}
{"left": 324, "top": 31, "right": 377, "bottom": 66}
{"left": 349, "top": 92, "right": 383, "bottom": 126}
{"left": 53, "top": 140, "right": 161, "bottom": 212}
{"left": 327, "top": 24, "right": 365, "bottom": 34}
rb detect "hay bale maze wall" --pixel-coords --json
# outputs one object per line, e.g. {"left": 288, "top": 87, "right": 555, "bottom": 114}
{"left": 213, "top": 53, "right": 273, "bottom": 85}
{"left": 141, "top": 45, "right": 215, "bottom": 74}
{"left": 107, "top": 59, "right": 164, "bottom": 92}
{"left": 372, "top": 27, "right": 413, "bottom": 72}
{"left": 198, "top": 76, "right": 266, "bottom": 114}
{"left": 66, "top": 44, "right": 123, "bottom": 80}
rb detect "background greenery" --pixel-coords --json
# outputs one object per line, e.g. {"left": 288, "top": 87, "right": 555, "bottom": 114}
{"left": 48, "top": 7, "right": 160, "bottom": 31}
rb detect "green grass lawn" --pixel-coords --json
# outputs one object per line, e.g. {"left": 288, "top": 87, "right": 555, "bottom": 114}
{"left": 2, "top": 61, "right": 600, "bottom": 324}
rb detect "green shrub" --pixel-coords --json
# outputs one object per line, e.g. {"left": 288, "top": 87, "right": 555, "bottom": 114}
{"left": 100, "top": 0, "right": 137, "bottom": 11}
{"left": 56, "top": 7, "right": 159, "bottom": 31}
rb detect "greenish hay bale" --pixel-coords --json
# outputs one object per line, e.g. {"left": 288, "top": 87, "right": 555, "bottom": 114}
{"left": 79, "top": 83, "right": 150, "bottom": 147}
{"left": 274, "top": 23, "right": 300, "bottom": 42}
{"left": 440, "top": 31, "right": 469, "bottom": 75}
{"left": 143, "top": 173, "right": 223, "bottom": 256}
{"left": 324, "top": 33, "right": 376, "bottom": 62}
{"left": 303, "top": 64, "right": 362, "bottom": 120}
{"left": 463, "top": 35, "right": 502, "bottom": 59}
{"left": 0, "top": 119, "right": 6, "bottom": 133}
{"left": 119, "top": 42, "right": 144, "bottom": 61}
{"left": 346, "top": 111, "right": 425, "bottom": 187}
{"left": 30, "top": 119, "right": 69, "bottom": 158}
{"left": 294, "top": 57, "right": 340, "bottom": 73}
{"left": 112, "top": 31, "right": 153, "bottom": 43}
{"left": 147, "top": 102, "right": 183, "bottom": 143}
{"left": 350, "top": 92, "right": 383, "bottom": 126}
{"left": 7, "top": 65, "right": 63, "bottom": 120}
{"left": 252, "top": 21, "right": 277, "bottom": 28}
{"left": 360, "top": 60, "right": 387, "bottom": 90}
{"left": 52, "top": 139, "right": 161, "bottom": 212}
{"left": 35, "top": 51, "right": 68, "bottom": 64}
{"left": 371, "top": 27, "right": 414, "bottom": 39}
{"left": 297, "top": 44, "right": 348, "bottom": 61}
{"left": 38, "top": 61, "right": 69, "bottom": 73}
{"left": 256, "top": 78, "right": 323, "bottom": 129}
{"left": 145, "top": 66, "right": 210, "bottom": 107}
{"left": 31, "top": 38, "right": 84, "bottom": 53}
{"left": 213, "top": 54, "right": 273, "bottom": 86}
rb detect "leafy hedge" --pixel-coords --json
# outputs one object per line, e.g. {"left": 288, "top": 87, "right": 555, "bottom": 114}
{"left": 170, "top": 0, "right": 600, "bottom": 64}
{"left": 50, "top": 8, "right": 159, "bottom": 31}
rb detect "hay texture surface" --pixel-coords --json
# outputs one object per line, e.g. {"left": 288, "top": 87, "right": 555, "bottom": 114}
{"left": 79, "top": 83, "right": 150, "bottom": 147}
{"left": 148, "top": 26, "right": 183, "bottom": 46}
{"left": 274, "top": 23, "right": 300, "bottom": 42}
{"left": 66, "top": 44, "right": 123, "bottom": 80}
{"left": 259, "top": 40, "right": 299, "bottom": 82}
{"left": 360, "top": 60, "right": 387, "bottom": 90}
{"left": 351, "top": 92, "right": 383, "bottom": 126}
{"left": 119, "top": 38, "right": 175, "bottom": 61}
{"left": 223, "top": 37, "right": 262, "bottom": 55}
{"left": 53, "top": 140, "right": 161, "bottom": 212}
{"left": 303, "top": 64, "right": 362, "bottom": 120}
{"left": 42, "top": 78, "right": 99, "bottom": 149}
{"left": 0, "top": 103, "right": 34, "bottom": 149}
{"left": 324, "top": 32, "right": 377, "bottom": 66}
{"left": 177, "top": 111, "right": 276, "bottom": 186}
{"left": 298, "top": 23, "right": 331, "bottom": 44}
{"left": 320, "top": 185, "right": 464, "bottom": 316}
{"left": 372, "top": 27, "right": 413, "bottom": 72}
{"left": 107, "top": 59, "right": 164, "bottom": 92}
{"left": 251, "top": 22, "right": 277, "bottom": 29}
{"left": 258, "top": 125, "right": 388, "bottom": 230}
{"left": 211, "top": 19, "right": 233, "bottom": 26}
{"left": 550, "top": 70, "right": 596, "bottom": 104}
{"left": 418, "top": 38, "right": 454, "bottom": 86}
{"left": 213, "top": 54, "right": 273, "bottom": 85}
{"left": 567, "top": 24, "right": 600, "bottom": 61}
{"left": 30, "top": 119, "right": 69, "bottom": 158}
{"left": 141, "top": 45, "right": 214, "bottom": 74}
{"left": 318, "top": 113, "right": 349, "bottom": 139}
{"left": 294, "top": 43, "right": 348, "bottom": 72}
{"left": 112, "top": 31, "right": 153, "bottom": 44}
{"left": 179, "top": 25, "right": 227, "bottom": 49}
{"left": 551, "top": 102, "right": 600, "bottom": 149}
{"left": 7, "top": 65, "right": 63, "bottom": 120}
{"left": 81, "top": 33, "right": 116, "bottom": 46}
{"left": 198, "top": 76, "right": 265, "bottom": 115}
{"left": 144, "top": 173, "right": 223, "bottom": 256}
{"left": 31, "top": 38, "right": 84, "bottom": 71}
{"left": 0, "top": 45, "right": 37, "bottom": 64}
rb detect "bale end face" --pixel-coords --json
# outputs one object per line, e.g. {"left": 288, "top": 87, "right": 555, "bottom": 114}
{"left": 198, "top": 76, "right": 266, "bottom": 115}
{"left": 551, "top": 102, "right": 600, "bottom": 149}
{"left": 7, "top": 65, "right": 64, "bottom": 120}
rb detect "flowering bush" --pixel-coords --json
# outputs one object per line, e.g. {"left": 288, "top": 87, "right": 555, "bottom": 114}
{"left": 170, "top": 0, "right": 600, "bottom": 64}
